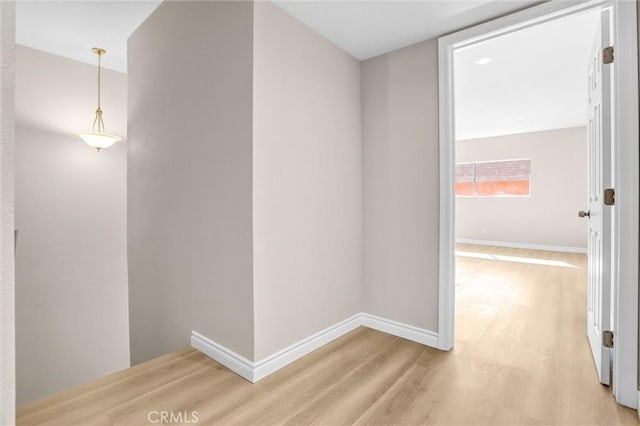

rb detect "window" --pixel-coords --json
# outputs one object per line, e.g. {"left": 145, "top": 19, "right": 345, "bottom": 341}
{"left": 455, "top": 163, "right": 474, "bottom": 196}
{"left": 455, "top": 159, "right": 531, "bottom": 197}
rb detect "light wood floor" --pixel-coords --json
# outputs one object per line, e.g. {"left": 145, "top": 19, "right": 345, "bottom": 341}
{"left": 18, "top": 245, "right": 640, "bottom": 425}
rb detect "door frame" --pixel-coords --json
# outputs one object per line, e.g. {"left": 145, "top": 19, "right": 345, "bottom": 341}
{"left": 437, "top": 0, "right": 639, "bottom": 408}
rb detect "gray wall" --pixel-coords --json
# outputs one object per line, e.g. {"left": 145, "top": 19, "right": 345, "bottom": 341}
{"left": 128, "top": 1, "right": 255, "bottom": 362}
{"left": 252, "top": 1, "right": 363, "bottom": 360}
{"left": 15, "top": 46, "right": 129, "bottom": 405}
{"left": 361, "top": 39, "right": 440, "bottom": 332}
{"left": 456, "top": 127, "right": 588, "bottom": 249}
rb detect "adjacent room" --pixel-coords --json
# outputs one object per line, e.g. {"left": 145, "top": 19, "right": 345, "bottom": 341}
{"left": 454, "top": 11, "right": 596, "bottom": 256}
{"left": 452, "top": 9, "right": 610, "bottom": 412}
{"left": 2, "top": 1, "right": 639, "bottom": 425}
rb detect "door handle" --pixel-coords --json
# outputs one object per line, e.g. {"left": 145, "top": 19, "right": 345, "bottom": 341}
{"left": 578, "top": 210, "right": 590, "bottom": 218}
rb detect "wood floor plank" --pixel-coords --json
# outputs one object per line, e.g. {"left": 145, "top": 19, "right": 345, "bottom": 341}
{"left": 17, "top": 246, "right": 640, "bottom": 425}
{"left": 304, "top": 339, "right": 425, "bottom": 426}
{"left": 208, "top": 327, "right": 389, "bottom": 426}
{"left": 103, "top": 359, "right": 234, "bottom": 426}
{"left": 16, "top": 348, "right": 197, "bottom": 419}
{"left": 351, "top": 349, "right": 446, "bottom": 425}
{"left": 18, "top": 350, "right": 209, "bottom": 425}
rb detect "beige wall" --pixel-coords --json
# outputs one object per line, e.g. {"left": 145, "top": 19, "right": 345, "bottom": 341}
{"left": 15, "top": 46, "right": 129, "bottom": 405}
{"left": 127, "top": 1, "right": 255, "bottom": 362}
{"left": 0, "top": 1, "right": 15, "bottom": 421}
{"left": 637, "top": 0, "right": 640, "bottom": 391}
{"left": 129, "top": 1, "right": 362, "bottom": 362}
{"left": 361, "top": 39, "right": 440, "bottom": 332}
{"left": 252, "top": 2, "right": 363, "bottom": 359}
{"left": 456, "top": 127, "right": 588, "bottom": 249}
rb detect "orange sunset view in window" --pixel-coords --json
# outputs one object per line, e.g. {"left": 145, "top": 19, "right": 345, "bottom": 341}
{"left": 456, "top": 159, "right": 531, "bottom": 197}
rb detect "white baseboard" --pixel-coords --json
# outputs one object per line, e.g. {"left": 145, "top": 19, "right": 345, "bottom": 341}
{"left": 252, "top": 313, "right": 362, "bottom": 381}
{"left": 456, "top": 238, "right": 587, "bottom": 254}
{"left": 191, "top": 331, "right": 255, "bottom": 382}
{"left": 360, "top": 313, "right": 439, "bottom": 348}
{"left": 191, "top": 312, "right": 439, "bottom": 383}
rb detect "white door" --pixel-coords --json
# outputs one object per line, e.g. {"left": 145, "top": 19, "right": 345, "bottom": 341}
{"left": 584, "top": 9, "right": 613, "bottom": 386}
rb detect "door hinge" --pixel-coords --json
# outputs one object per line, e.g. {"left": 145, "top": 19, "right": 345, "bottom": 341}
{"left": 604, "top": 188, "right": 615, "bottom": 206}
{"left": 603, "top": 46, "right": 614, "bottom": 64}
{"left": 603, "top": 330, "right": 614, "bottom": 348}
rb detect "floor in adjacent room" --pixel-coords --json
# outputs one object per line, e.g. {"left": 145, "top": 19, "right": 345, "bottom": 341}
{"left": 17, "top": 245, "right": 640, "bottom": 425}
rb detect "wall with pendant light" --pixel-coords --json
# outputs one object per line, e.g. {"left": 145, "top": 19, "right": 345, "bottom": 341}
{"left": 14, "top": 45, "right": 129, "bottom": 405}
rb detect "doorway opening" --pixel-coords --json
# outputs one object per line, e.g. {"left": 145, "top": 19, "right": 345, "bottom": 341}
{"left": 438, "top": 0, "right": 639, "bottom": 410}
{"left": 454, "top": 7, "right": 600, "bottom": 383}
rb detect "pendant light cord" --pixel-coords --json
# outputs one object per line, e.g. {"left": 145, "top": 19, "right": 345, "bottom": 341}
{"left": 97, "top": 51, "right": 102, "bottom": 111}
{"left": 92, "top": 49, "right": 106, "bottom": 133}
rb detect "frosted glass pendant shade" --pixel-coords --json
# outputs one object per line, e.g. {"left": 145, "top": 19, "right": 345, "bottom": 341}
{"left": 76, "top": 132, "right": 122, "bottom": 151}
{"left": 76, "top": 47, "right": 122, "bottom": 152}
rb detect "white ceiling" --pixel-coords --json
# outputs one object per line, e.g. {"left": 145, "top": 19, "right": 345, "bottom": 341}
{"left": 16, "top": 0, "right": 542, "bottom": 73}
{"left": 454, "top": 10, "right": 600, "bottom": 140}
{"left": 274, "top": 0, "right": 540, "bottom": 60}
{"left": 16, "top": 1, "right": 162, "bottom": 73}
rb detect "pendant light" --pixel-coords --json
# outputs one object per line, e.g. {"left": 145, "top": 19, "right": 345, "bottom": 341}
{"left": 76, "top": 48, "right": 122, "bottom": 151}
